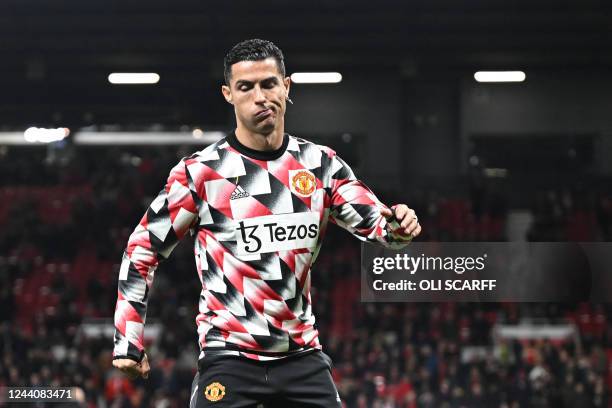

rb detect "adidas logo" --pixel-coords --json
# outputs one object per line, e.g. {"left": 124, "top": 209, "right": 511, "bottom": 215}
{"left": 230, "top": 185, "right": 250, "bottom": 200}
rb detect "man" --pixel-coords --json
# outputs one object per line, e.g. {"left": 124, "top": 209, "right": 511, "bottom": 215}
{"left": 112, "top": 39, "right": 421, "bottom": 407}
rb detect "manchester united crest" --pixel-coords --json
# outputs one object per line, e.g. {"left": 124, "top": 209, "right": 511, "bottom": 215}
{"left": 204, "top": 382, "right": 226, "bottom": 402}
{"left": 290, "top": 170, "right": 316, "bottom": 197}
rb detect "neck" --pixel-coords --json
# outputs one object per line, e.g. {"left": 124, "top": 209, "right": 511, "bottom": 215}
{"left": 235, "top": 121, "right": 285, "bottom": 152}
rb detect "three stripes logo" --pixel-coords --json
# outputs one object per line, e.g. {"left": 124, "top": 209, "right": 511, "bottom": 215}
{"left": 230, "top": 185, "right": 250, "bottom": 200}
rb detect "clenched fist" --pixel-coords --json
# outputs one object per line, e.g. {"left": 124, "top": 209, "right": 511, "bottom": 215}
{"left": 380, "top": 204, "right": 422, "bottom": 239}
{"left": 112, "top": 353, "right": 150, "bottom": 380}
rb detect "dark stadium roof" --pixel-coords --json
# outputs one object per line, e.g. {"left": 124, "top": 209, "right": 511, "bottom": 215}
{"left": 1, "top": 0, "right": 610, "bottom": 126}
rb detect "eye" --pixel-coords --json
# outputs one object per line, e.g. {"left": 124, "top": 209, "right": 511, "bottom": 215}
{"left": 237, "top": 83, "right": 252, "bottom": 92}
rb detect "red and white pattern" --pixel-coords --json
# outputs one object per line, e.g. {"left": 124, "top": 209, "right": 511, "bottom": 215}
{"left": 113, "top": 134, "right": 411, "bottom": 362}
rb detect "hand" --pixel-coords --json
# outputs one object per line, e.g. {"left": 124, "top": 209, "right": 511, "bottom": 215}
{"left": 112, "top": 353, "right": 150, "bottom": 380}
{"left": 380, "top": 204, "right": 422, "bottom": 239}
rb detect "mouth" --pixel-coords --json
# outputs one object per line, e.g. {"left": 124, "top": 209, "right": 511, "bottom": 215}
{"left": 255, "top": 108, "right": 273, "bottom": 120}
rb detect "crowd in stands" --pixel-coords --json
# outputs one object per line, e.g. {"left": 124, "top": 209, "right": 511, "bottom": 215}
{"left": 0, "top": 144, "right": 610, "bottom": 407}
{"left": 527, "top": 186, "right": 612, "bottom": 241}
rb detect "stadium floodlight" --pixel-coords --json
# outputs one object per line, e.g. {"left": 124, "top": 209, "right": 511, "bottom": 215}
{"left": 108, "top": 73, "right": 160, "bottom": 84}
{"left": 23, "top": 127, "right": 70, "bottom": 143}
{"left": 290, "top": 72, "right": 342, "bottom": 84}
{"left": 74, "top": 131, "right": 225, "bottom": 145}
{"left": 192, "top": 128, "right": 204, "bottom": 139}
{"left": 474, "top": 71, "right": 526, "bottom": 83}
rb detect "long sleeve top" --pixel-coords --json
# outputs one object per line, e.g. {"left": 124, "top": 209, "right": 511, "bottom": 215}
{"left": 113, "top": 132, "right": 411, "bottom": 362}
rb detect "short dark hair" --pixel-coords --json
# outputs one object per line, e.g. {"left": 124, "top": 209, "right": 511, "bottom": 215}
{"left": 223, "top": 39, "right": 286, "bottom": 85}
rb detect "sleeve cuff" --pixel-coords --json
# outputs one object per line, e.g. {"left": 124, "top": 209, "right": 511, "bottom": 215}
{"left": 112, "top": 351, "right": 144, "bottom": 363}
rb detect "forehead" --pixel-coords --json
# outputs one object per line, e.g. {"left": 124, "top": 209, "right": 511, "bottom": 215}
{"left": 230, "top": 57, "right": 283, "bottom": 83}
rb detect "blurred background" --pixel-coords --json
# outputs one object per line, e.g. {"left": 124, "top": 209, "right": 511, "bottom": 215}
{"left": 1, "top": 0, "right": 611, "bottom": 407}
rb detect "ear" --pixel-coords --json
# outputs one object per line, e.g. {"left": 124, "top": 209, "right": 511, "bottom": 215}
{"left": 221, "top": 84, "right": 233, "bottom": 104}
{"left": 283, "top": 76, "right": 291, "bottom": 98}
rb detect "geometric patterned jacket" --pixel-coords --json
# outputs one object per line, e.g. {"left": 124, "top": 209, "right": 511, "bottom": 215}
{"left": 113, "top": 132, "right": 411, "bottom": 362}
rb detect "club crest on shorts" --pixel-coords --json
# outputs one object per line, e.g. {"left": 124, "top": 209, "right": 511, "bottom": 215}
{"left": 289, "top": 169, "right": 316, "bottom": 197}
{"left": 204, "top": 382, "right": 225, "bottom": 402}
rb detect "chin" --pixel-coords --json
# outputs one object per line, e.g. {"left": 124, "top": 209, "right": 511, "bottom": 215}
{"left": 256, "top": 122, "right": 276, "bottom": 134}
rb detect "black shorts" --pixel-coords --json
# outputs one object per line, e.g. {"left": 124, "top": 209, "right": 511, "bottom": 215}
{"left": 189, "top": 350, "right": 342, "bottom": 408}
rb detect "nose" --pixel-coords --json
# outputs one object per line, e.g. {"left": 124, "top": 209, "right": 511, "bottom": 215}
{"left": 253, "top": 85, "right": 266, "bottom": 104}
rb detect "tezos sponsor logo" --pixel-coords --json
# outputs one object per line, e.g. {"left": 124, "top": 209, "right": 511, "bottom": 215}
{"left": 236, "top": 212, "right": 319, "bottom": 255}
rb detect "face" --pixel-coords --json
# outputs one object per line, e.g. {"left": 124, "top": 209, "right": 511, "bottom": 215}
{"left": 222, "top": 57, "right": 290, "bottom": 135}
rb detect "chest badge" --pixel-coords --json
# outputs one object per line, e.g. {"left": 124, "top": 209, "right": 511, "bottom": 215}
{"left": 290, "top": 169, "right": 316, "bottom": 197}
